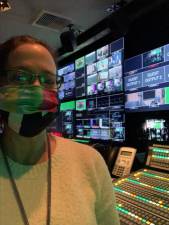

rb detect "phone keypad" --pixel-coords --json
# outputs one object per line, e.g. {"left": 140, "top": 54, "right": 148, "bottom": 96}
{"left": 113, "top": 166, "right": 125, "bottom": 177}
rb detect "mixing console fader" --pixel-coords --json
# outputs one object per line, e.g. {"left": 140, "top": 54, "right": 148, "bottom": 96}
{"left": 113, "top": 145, "right": 169, "bottom": 225}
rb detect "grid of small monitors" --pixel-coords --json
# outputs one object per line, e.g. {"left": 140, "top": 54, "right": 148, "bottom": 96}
{"left": 75, "top": 95, "right": 125, "bottom": 142}
{"left": 60, "top": 101, "right": 75, "bottom": 138}
{"left": 124, "top": 44, "right": 169, "bottom": 112}
{"left": 57, "top": 38, "right": 125, "bottom": 142}
{"left": 58, "top": 38, "right": 124, "bottom": 101}
{"left": 58, "top": 63, "right": 75, "bottom": 101}
{"left": 75, "top": 38, "right": 124, "bottom": 98}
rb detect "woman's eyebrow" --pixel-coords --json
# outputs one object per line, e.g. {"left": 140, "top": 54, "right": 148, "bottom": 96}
{"left": 9, "top": 66, "right": 56, "bottom": 75}
{"left": 8, "top": 66, "right": 32, "bottom": 72}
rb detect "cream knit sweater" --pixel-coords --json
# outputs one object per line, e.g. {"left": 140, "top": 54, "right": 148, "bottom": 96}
{"left": 0, "top": 134, "right": 120, "bottom": 225}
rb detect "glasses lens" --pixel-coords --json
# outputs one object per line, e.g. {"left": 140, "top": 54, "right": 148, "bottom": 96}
{"left": 39, "top": 73, "right": 56, "bottom": 89}
{"left": 7, "top": 70, "right": 32, "bottom": 85}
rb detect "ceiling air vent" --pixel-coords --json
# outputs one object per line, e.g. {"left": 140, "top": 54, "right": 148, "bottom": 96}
{"left": 32, "top": 10, "right": 72, "bottom": 32}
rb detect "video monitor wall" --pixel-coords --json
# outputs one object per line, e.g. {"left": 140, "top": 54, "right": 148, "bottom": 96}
{"left": 86, "top": 39, "right": 124, "bottom": 97}
{"left": 75, "top": 94, "right": 125, "bottom": 142}
{"left": 124, "top": 44, "right": 169, "bottom": 112}
{"left": 58, "top": 63, "right": 75, "bottom": 101}
{"left": 57, "top": 38, "right": 125, "bottom": 142}
{"left": 58, "top": 38, "right": 124, "bottom": 101}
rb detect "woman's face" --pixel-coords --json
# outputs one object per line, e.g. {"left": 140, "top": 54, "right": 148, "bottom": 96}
{"left": 6, "top": 43, "right": 57, "bottom": 86}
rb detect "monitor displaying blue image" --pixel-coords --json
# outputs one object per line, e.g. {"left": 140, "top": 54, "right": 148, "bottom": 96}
{"left": 58, "top": 63, "right": 75, "bottom": 101}
{"left": 124, "top": 43, "right": 169, "bottom": 112}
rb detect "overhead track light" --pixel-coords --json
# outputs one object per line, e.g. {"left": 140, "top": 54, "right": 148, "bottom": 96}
{"left": 0, "top": 0, "right": 11, "bottom": 12}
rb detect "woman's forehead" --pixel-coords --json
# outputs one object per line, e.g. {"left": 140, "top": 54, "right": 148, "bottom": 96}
{"left": 7, "top": 43, "right": 56, "bottom": 73}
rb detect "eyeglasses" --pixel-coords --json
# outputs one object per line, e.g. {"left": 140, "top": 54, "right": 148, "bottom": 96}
{"left": 1, "top": 69, "right": 63, "bottom": 90}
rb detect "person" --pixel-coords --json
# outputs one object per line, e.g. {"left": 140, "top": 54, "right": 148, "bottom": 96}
{"left": 0, "top": 35, "right": 120, "bottom": 225}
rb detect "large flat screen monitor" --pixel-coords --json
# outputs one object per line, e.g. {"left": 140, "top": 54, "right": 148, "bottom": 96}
{"left": 124, "top": 44, "right": 169, "bottom": 112}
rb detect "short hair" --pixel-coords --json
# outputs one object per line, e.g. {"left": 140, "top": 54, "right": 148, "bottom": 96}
{"left": 0, "top": 35, "right": 56, "bottom": 71}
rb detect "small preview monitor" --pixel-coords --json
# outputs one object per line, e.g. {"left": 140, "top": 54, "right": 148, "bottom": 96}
{"left": 97, "top": 45, "right": 109, "bottom": 61}
{"left": 75, "top": 57, "right": 85, "bottom": 70}
{"left": 76, "top": 99, "right": 87, "bottom": 111}
{"left": 85, "top": 51, "right": 96, "bottom": 65}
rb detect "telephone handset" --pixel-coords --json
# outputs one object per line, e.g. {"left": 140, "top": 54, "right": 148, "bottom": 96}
{"left": 112, "top": 147, "right": 137, "bottom": 177}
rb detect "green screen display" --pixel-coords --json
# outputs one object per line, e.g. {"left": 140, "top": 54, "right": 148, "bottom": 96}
{"left": 60, "top": 101, "right": 75, "bottom": 111}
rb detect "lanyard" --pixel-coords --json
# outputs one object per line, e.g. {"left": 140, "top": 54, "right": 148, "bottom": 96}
{"left": 1, "top": 134, "right": 52, "bottom": 225}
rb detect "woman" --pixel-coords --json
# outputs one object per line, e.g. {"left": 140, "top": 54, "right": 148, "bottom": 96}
{"left": 0, "top": 35, "right": 120, "bottom": 225}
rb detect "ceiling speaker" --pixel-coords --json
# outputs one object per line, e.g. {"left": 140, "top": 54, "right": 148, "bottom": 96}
{"left": 60, "top": 29, "right": 77, "bottom": 52}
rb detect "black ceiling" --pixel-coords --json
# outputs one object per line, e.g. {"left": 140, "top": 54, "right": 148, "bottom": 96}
{"left": 59, "top": 0, "right": 169, "bottom": 66}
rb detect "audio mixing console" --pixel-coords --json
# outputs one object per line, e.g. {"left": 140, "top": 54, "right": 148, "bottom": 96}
{"left": 113, "top": 145, "right": 169, "bottom": 225}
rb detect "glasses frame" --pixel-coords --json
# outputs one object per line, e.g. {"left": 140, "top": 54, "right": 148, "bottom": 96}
{"left": 0, "top": 69, "right": 63, "bottom": 90}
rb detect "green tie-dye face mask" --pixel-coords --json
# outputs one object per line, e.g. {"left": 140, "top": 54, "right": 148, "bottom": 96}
{"left": 0, "top": 85, "right": 58, "bottom": 114}
{"left": 0, "top": 85, "right": 59, "bottom": 137}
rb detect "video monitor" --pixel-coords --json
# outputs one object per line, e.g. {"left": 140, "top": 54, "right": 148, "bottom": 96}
{"left": 85, "top": 51, "right": 96, "bottom": 65}
{"left": 110, "top": 38, "right": 124, "bottom": 54}
{"left": 100, "top": 129, "right": 110, "bottom": 140}
{"left": 97, "top": 45, "right": 109, "bottom": 60}
{"left": 76, "top": 99, "right": 86, "bottom": 111}
{"left": 110, "top": 111, "right": 125, "bottom": 142}
{"left": 58, "top": 63, "right": 75, "bottom": 101}
{"left": 63, "top": 111, "right": 73, "bottom": 122}
{"left": 97, "top": 58, "right": 108, "bottom": 72}
{"left": 90, "top": 129, "right": 101, "bottom": 139}
{"left": 75, "top": 57, "right": 85, "bottom": 70}
{"left": 109, "top": 50, "right": 122, "bottom": 68}
{"left": 124, "top": 43, "right": 169, "bottom": 112}
{"left": 142, "top": 119, "right": 169, "bottom": 142}
{"left": 63, "top": 123, "right": 73, "bottom": 135}
{"left": 109, "top": 65, "right": 122, "bottom": 80}
{"left": 76, "top": 128, "right": 91, "bottom": 139}
{"left": 97, "top": 96, "right": 109, "bottom": 109}
{"left": 87, "top": 73, "right": 98, "bottom": 86}
{"left": 76, "top": 87, "right": 86, "bottom": 98}
{"left": 111, "top": 125, "right": 125, "bottom": 142}
{"left": 64, "top": 72, "right": 75, "bottom": 82}
{"left": 86, "top": 98, "right": 97, "bottom": 111}
{"left": 143, "top": 47, "right": 164, "bottom": 67}
{"left": 58, "top": 63, "right": 74, "bottom": 76}
{"left": 60, "top": 101, "right": 75, "bottom": 111}
{"left": 98, "top": 71, "right": 109, "bottom": 81}
{"left": 86, "top": 63, "right": 97, "bottom": 75}
{"left": 97, "top": 82, "right": 105, "bottom": 93}
{"left": 91, "top": 118, "right": 100, "bottom": 128}
{"left": 87, "top": 84, "right": 98, "bottom": 96}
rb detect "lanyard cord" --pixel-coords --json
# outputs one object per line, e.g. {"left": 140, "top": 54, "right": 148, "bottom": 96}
{"left": 1, "top": 134, "right": 52, "bottom": 225}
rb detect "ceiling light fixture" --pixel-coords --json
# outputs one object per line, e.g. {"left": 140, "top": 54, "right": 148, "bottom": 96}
{"left": 106, "top": 0, "right": 127, "bottom": 13}
{"left": 0, "top": 0, "right": 11, "bottom": 12}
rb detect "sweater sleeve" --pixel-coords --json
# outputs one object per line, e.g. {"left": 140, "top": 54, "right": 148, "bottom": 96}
{"left": 94, "top": 151, "right": 120, "bottom": 225}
